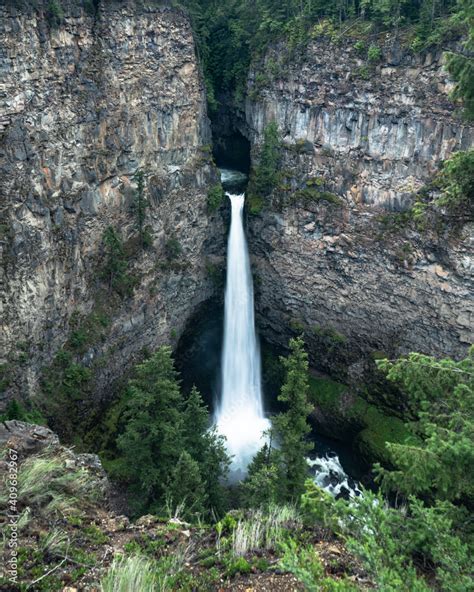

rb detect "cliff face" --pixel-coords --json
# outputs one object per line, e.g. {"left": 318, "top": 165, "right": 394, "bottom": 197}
{"left": 246, "top": 39, "right": 474, "bottom": 209}
{"left": 246, "top": 38, "right": 473, "bottom": 376}
{"left": 0, "top": 0, "right": 223, "bottom": 401}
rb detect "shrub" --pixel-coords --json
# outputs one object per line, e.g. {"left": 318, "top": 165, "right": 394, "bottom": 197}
{"left": 292, "top": 188, "right": 342, "bottom": 206}
{"left": 102, "top": 227, "right": 137, "bottom": 298}
{"left": 247, "top": 121, "right": 281, "bottom": 213}
{"left": 207, "top": 183, "right": 225, "bottom": 211}
{"left": 354, "top": 40, "right": 365, "bottom": 55}
{"left": 0, "top": 399, "right": 46, "bottom": 424}
{"left": 435, "top": 149, "right": 474, "bottom": 213}
{"left": 47, "top": 0, "right": 64, "bottom": 26}
{"left": 367, "top": 44, "right": 382, "bottom": 62}
{"left": 165, "top": 236, "right": 182, "bottom": 260}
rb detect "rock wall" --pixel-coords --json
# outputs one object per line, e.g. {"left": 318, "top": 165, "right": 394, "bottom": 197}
{"left": 246, "top": 39, "right": 474, "bottom": 209}
{"left": 246, "top": 38, "right": 473, "bottom": 376}
{"left": 0, "top": 0, "right": 223, "bottom": 402}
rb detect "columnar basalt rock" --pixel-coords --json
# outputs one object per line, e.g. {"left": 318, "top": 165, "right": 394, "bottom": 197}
{"left": 246, "top": 38, "right": 473, "bottom": 375}
{"left": 246, "top": 39, "right": 474, "bottom": 209}
{"left": 0, "top": 0, "right": 223, "bottom": 401}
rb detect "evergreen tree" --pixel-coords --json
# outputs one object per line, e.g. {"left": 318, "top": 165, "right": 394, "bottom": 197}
{"left": 445, "top": 0, "right": 474, "bottom": 119}
{"left": 116, "top": 347, "right": 185, "bottom": 513}
{"left": 248, "top": 121, "right": 281, "bottom": 211}
{"left": 181, "top": 386, "right": 230, "bottom": 515}
{"left": 131, "top": 169, "right": 150, "bottom": 248}
{"left": 376, "top": 347, "right": 474, "bottom": 503}
{"left": 102, "top": 226, "right": 135, "bottom": 297}
{"left": 166, "top": 450, "right": 207, "bottom": 519}
{"left": 241, "top": 443, "right": 280, "bottom": 507}
{"left": 272, "top": 336, "right": 313, "bottom": 501}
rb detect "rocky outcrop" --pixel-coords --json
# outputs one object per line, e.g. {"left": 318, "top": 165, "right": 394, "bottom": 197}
{"left": 246, "top": 38, "right": 474, "bottom": 209}
{"left": 0, "top": 0, "right": 223, "bottom": 401}
{"left": 246, "top": 38, "right": 473, "bottom": 376}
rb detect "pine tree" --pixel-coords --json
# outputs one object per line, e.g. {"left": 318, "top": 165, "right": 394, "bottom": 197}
{"left": 272, "top": 336, "right": 313, "bottom": 501}
{"left": 375, "top": 347, "right": 474, "bottom": 502}
{"left": 102, "top": 226, "right": 135, "bottom": 297}
{"left": 241, "top": 443, "right": 280, "bottom": 507}
{"left": 248, "top": 121, "right": 281, "bottom": 208}
{"left": 166, "top": 450, "right": 207, "bottom": 519}
{"left": 116, "top": 347, "right": 185, "bottom": 512}
{"left": 445, "top": 0, "right": 474, "bottom": 120}
{"left": 181, "top": 386, "right": 230, "bottom": 515}
{"left": 131, "top": 170, "right": 150, "bottom": 248}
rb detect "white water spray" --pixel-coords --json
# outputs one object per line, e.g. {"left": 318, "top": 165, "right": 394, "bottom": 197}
{"left": 215, "top": 193, "right": 270, "bottom": 475}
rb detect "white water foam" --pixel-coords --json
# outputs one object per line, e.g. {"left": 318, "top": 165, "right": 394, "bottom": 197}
{"left": 307, "top": 454, "right": 362, "bottom": 499}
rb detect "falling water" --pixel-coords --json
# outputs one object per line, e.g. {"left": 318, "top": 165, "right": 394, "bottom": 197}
{"left": 215, "top": 193, "right": 270, "bottom": 475}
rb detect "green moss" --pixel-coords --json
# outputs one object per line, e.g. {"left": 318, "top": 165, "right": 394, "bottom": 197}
{"left": 308, "top": 376, "right": 411, "bottom": 465}
{"left": 247, "top": 192, "right": 264, "bottom": 214}
{"left": 292, "top": 188, "right": 343, "bottom": 205}
{"left": 352, "top": 398, "right": 411, "bottom": 464}
{"left": 308, "top": 376, "right": 347, "bottom": 409}
{"left": 207, "top": 183, "right": 225, "bottom": 212}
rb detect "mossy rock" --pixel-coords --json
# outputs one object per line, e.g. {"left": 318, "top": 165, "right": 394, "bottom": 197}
{"left": 308, "top": 375, "right": 411, "bottom": 467}
{"left": 352, "top": 399, "right": 411, "bottom": 465}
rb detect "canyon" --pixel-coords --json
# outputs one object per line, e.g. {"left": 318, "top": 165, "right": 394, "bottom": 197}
{"left": 1, "top": 0, "right": 473, "bottom": 415}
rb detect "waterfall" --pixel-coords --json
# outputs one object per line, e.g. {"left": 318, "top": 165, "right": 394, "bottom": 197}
{"left": 215, "top": 193, "right": 270, "bottom": 475}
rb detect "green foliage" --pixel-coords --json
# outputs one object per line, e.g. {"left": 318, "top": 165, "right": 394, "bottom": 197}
{"left": 0, "top": 447, "right": 102, "bottom": 520}
{"left": 112, "top": 347, "right": 230, "bottom": 518}
{"left": 207, "top": 183, "right": 225, "bottom": 211}
{"left": 223, "top": 556, "right": 251, "bottom": 577}
{"left": 298, "top": 348, "right": 474, "bottom": 591}
{"left": 102, "top": 226, "right": 137, "bottom": 298}
{"left": 131, "top": 170, "right": 151, "bottom": 248}
{"left": 83, "top": 523, "right": 109, "bottom": 545}
{"left": 435, "top": 148, "right": 474, "bottom": 212}
{"left": 46, "top": 0, "right": 64, "bottom": 26}
{"left": 0, "top": 399, "right": 46, "bottom": 424}
{"left": 445, "top": 0, "right": 474, "bottom": 119}
{"left": 114, "top": 347, "right": 185, "bottom": 512}
{"left": 165, "top": 235, "right": 182, "bottom": 260}
{"left": 241, "top": 445, "right": 280, "bottom": 507}
{"left": 247, "top": 121, "right": 281, "bottom": 213}
{"left": 166, "top": 450, "right": 207, "bottom": 519}
{"left": 279, "top": 538, "right": 357, "bottom": 591}
{"left": 69, "top": 309, "right": 110, "bottom": 354}
{"left": 307, "top": 375, "right": 412, "bottom": 465}
{"left": 367, "top": 43, "right": 382, "bottom": 61}
{"left": 227, "top": 504, "right": 301, "bottom": 557}
{"left": 292, "top": 188, "right": 343, "bottom": 206}
{"left": 40, "top": 350, "right": 93, "bottom": 441}
{"left": 376, "top": 348, "right": 474, "bottom": 502}
{"left": 180, "top": 0, "right": 469, "bottom": 114}
{"left": 272, "top": 336, "right": 313, "bottom": 501}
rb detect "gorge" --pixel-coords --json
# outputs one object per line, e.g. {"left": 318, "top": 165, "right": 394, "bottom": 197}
{"left": 1, "top": 0, "right": 473, "bottom": 590}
